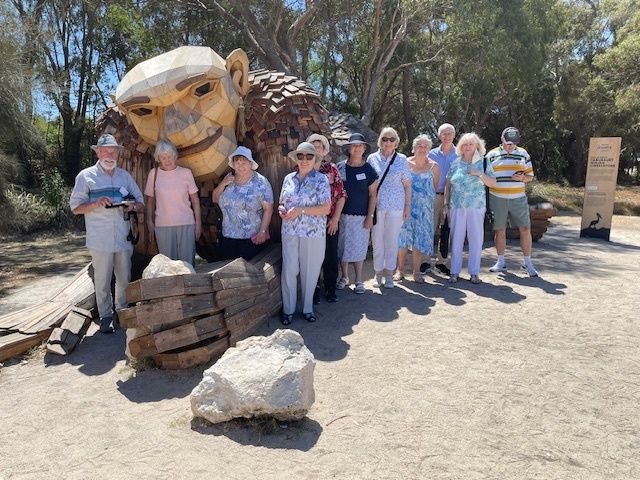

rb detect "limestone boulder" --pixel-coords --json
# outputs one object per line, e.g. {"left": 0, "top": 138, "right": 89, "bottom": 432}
{"left": 190, "top": 329, "right": 315, "bottom": 424}
{"left": 142, "top": 254, "right": 195, "bottom": 279}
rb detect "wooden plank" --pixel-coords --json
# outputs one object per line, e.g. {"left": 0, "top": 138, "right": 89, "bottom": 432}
{"left": 126, "top": 273, "right": 213, "bottom": 303}
{"left": 223, "top": 292, "right": 268, "bottom": 318}
{"left": 129, "top": 313, "right": 227, "bottom": 357}
{"left": 215, "top": 285, "right": 268, "bottom": 309}
{"left": 60, "top": 310, "right": 91, "bottom": 335}
{"left": 211, "top": 275, "right": 267, "bottom": 291}
{"left": 0, "top": 330, "right": 51, "bottom": 362}
{"left": 46, "top": 328, "right": 80, "bottom": 356}
{"left": 119, "top": 294, "right": 220, "bottom": 329}
{"left": 153, "top": 336, "right": 230, "bottom": 369}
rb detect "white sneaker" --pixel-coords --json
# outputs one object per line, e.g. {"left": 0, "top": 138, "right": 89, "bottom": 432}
{"left": 384, "top": 277, "right": 395, "bottom": 289}
{"left": 336, "top": 277, "right": 349, "bottom": 290}
{"left": 489, "top": 261, "right": 507, "bottom": 273}
{"left": 521, "top": 264, "right": 539, "bottom": 277}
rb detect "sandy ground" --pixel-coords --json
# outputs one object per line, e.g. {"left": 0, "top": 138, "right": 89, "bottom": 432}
{"left": 0, "top": 213, "right": 638, "bottom": 480}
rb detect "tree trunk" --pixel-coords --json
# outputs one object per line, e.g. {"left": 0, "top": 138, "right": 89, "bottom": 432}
{"left": 401, "top": 67, "right": 414, "bottom": 143}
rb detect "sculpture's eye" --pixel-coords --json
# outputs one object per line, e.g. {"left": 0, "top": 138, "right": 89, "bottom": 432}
{"left": 192, "top": 80, "right": 219, "bottom": 98}
{"left": 132, "top": 107, "right": 153, "bottom": 116}
{"left": 195, "top": 83, "right": 211, "bottom": 96}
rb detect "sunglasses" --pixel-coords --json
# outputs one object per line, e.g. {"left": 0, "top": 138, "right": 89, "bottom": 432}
{"left": 381, "top": 137, "right": 397, "bottom": 143}
{"left": 296, "top": 153, "right": 316, "bottom": 160}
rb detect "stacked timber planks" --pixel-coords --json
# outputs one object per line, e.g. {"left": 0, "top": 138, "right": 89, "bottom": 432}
{"left": 0, "top": 265, "right": 96, "bottom": 361}
{"left": 119, "top": 244, "right": 282, "bottom": 369}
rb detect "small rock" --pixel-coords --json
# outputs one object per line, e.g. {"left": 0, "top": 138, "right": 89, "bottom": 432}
{"left": 190, "top": 329, "right": 315, "bottom": 424}
{"left": 142, "top": 254, "right": 195, "bottom": 279}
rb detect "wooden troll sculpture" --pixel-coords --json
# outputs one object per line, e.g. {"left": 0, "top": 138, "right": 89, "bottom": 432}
{"left": 97, "top": 45, "right": 332, "bottom": 258}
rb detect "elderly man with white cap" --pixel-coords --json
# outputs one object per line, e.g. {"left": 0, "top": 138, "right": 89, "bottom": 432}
{"left": 69, "top": 134, "right": 144, "bottom": 333}
{"left": 486, "top": 127, "right": 538, "bottom": 277}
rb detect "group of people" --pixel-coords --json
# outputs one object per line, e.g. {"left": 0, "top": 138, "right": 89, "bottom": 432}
{"left": 71, "top": 122, "right": 538, "bottom": 333}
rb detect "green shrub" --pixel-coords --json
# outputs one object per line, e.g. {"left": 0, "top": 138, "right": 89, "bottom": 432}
{"left": 2, "top": 185, "right": 56, "bottom": 233}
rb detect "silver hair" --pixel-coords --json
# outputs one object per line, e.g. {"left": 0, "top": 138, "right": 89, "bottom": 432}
{"left": 377, "top": 126, "right": 400, "bottom": 148}
{"left": 455, "top": 133, "right": 486, "bottom": 157}
{"left": 437, "top": 123, "right": 456, "bottom": 137}
{"left": 411, "top": 134, "right": 433, "bottom": 153}
{"left": 154, "top": 139, "right": 178, "bottom": 162}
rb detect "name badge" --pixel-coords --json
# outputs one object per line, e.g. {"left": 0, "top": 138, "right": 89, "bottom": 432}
{"left": 356, "top": 173, "right": 367, "bottom": 180}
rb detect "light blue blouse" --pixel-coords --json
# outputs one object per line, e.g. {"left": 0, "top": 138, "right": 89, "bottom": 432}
{"left": 447, "top": 156, "right": 495, "bottom": 209}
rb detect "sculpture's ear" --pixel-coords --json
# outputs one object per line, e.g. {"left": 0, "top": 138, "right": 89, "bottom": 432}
{"left": 226, "top": 49, "right": 250, "bottom": 97}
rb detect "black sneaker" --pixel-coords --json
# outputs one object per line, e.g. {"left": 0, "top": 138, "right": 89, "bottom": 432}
{"left": 99, "top": 317, "right": 114, "bottom": 334}
{"left": 436, "top": 263, "right": 451, "bottom": 276}
{"left": 419, "top": 262, "right": 432, "bottom": 275}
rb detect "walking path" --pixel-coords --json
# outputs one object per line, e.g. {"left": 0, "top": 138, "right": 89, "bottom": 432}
{"left": 1, "top": 213, "right": 638, "bottom": 479}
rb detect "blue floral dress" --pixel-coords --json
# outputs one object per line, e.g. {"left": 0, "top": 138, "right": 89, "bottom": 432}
{"left": 398, "top": 168, "right": 436, "bottom": 255}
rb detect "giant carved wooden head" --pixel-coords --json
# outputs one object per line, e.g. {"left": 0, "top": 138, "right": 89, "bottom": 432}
{"left": 115, "top": 46, "right": 250, "bottom": 181}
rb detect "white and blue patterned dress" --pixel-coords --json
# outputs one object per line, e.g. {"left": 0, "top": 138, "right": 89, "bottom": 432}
{"left": 398, "top": 168, "right": 436, "bottom": 255}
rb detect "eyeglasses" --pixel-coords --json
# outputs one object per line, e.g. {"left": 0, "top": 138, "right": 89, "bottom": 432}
{"left": 381, "top": 137, "right": 397, "bottom": 143}
{"left": 296, "top": 153, "right": 316, "bottom": 160}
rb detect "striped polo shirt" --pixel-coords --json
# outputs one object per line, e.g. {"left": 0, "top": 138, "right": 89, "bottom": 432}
{"left": 486, "top": 146, "right": 534, "bottom": 199}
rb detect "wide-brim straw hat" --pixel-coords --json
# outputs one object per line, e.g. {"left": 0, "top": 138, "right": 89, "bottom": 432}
{"left": 306, "top": 133, "right": 331, "bottom": 156}
{"left": 287, "top": 142, "right": 323, "bottom": 163}
{"left": 91, "top": 133, "right": 123, "bottom": 152}
{"left": 341, "top": 132, "right": 371, "bottom": 157}
{"left": 228, "top": 146, "right": 259, "bottom": 170}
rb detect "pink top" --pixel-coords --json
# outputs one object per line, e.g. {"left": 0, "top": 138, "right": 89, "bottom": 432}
{"left": 144, "top": 166, "right": 199, "bottom": 227}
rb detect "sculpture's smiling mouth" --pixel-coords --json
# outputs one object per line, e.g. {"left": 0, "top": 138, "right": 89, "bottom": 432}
{"left": 177, "top": 127, "right": 223, "bottom": 157}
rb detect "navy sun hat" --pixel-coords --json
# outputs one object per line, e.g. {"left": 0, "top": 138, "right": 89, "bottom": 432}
{"left": 342, "top": 133, "right": 372, "bottom": 157}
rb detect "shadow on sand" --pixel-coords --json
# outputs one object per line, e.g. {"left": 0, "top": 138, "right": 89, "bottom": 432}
{"left": 190, "top": 416, "right": 322, "bottom": 451}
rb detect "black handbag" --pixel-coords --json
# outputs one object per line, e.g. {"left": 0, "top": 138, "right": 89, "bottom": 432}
{"left": 439, "top": 216, "right": 450, "bottom": 259}
{"left": 483, "top": 156, "right": 494, "bottom": 226}
{"left": 372, "top": 152, "right": 398, "bottom": 225}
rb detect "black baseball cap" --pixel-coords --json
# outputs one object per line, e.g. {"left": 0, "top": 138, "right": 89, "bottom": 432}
{"left": 501, "top": 127, "right": 521, "bottom": 144}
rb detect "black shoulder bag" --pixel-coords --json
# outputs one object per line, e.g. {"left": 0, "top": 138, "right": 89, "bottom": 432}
{"left": 372, "top": 152, "right": 398, "bottom": 225}
{"left": 483, "top": 156, "right": 494, "bottom": 226}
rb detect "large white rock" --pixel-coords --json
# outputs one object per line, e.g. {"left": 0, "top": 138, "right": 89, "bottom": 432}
{"left": 142, "top": 254, "right": 195, "bottom": 279}
{"left": 190, "top": 329, "right": 315, "bottom": 423}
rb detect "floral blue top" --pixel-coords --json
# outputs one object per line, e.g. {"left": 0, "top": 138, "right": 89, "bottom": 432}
{"left": 279, "top": 169, "right": 331, "bottom": 238}
{"left": 219, "top": 172, "right": 274, "bottom": 239}
{"left": 446, "top": 155, "right": 495, "bottom": 209}
{"left": 367, "top": 150, "right": 410, "bottom": 211}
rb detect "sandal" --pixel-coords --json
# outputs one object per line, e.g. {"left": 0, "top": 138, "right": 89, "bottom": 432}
{"left": 448, "top": 274, "right": 459, "bottom": 284}
{"left": 336, "top": 277, "right": 349, "bottom": 290}
{"left": 354, "top": 282, "right": 366, "bottom": 294}
{"left": 303, "top": 312, "right": 317, "bottom": 323}
{"left": 392, "top": 271, "right": 404, "bottom": 281}
{"left": 281, "top": 313, "right": 293, "bottom": 325}
{"left": 413, "top": 273, "right": 425, "bottom": 283}
{"left": 470, "top": 275, "right": 481, "bottom": 284}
